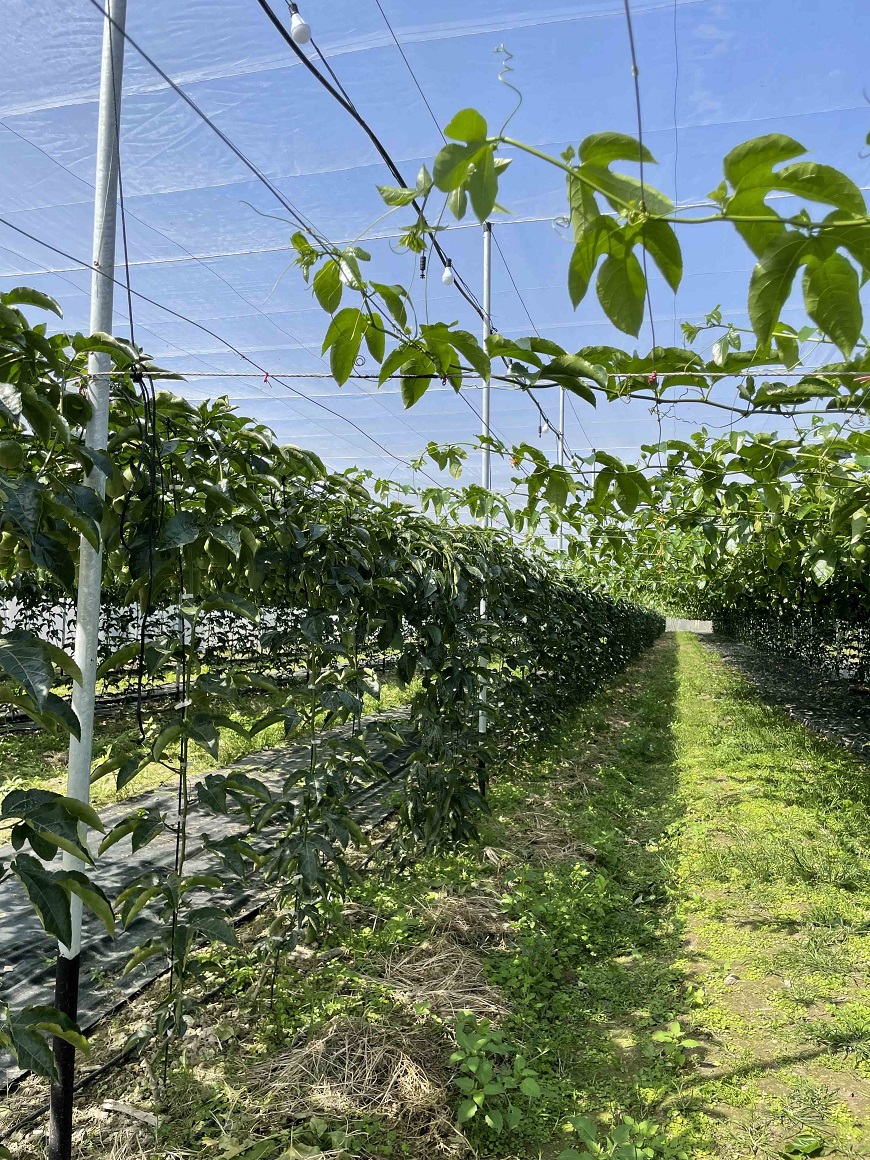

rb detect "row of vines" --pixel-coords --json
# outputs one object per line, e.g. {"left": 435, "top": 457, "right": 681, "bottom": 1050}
{"left": 5, "top": 95, "right": 870, "bottom": 1117}
{"left": 0, "top": 293, "right": 661, "bottom": 1087}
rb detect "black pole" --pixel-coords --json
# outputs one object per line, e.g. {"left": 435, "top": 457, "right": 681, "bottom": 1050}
{"left": 47, "top": 953, "right": 81, "bottom": 1160}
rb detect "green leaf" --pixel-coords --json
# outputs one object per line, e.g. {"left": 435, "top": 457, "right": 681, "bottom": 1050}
{"left": 40, "top": 692, "right": 81, "bottom": 741}
{"left": 782, "top": 1133, "right": 825, "bottom": 1156}
{"left": 520, "top": 1076, "right": 542, "bottom": 1098}
{"left": 433, "top": 142, "right": 483, "bottom": 192}
{"left": 4, "top": 1005, "right": 91, "bottom": 1081}
{"left": 0, "top": 381, "right": 23, "bottom": 422}
{"left": 444, "top": 107, "right": 488, "bottom": 143}
{"left": 748, "top": 231, "right": 809, "bottom": 345}
{"left": 160, "top": 510, "right": 201, "bottom": 550}
{"left": 188, "top": 713, "right": 219, "bottom": 759}
{"left": 597, "top": 251, "right": 646, "bottom": 336}
{"left": 640, "top": 219, "right": 682, "bottom": 292}
{"left": 723, "top": 133, "right": 806, "bottom": 188}
{"left": 13, "top": 854, "right": 73, "bottom": 944}
{"left": 771, "top": 162, "right": 866, "bottom": 216}
{"left": 0, "top": 630, "right": 53, "bottom": 709}
{"left": 468, "top": 146, "right": 498, "bottom": 221}
{"left": 2, "top": 287, "right": 64, "bottom": 318}
{"left": 365, "top": 312, "right": 386, "bottom": 364}
{"left": 371, "top": 283, "right": 408, "bottom": 331}
{"left": 43, "top": 642, "right": 82, "bottom": 686}
{"left": 828, "top": 218, "right": 870, "bottom": 282}
{"left": 378, "top": 342, "right": 417, "bottom": 386}
{"left": 484, "top": 1107, "right": 504, "bottom": 1132}
{"left": 540, "top": 353, "right": 606, "bottom": 391}
{"left": 249, "top": 705, "right": 301, "bottom": 737}
{"left": 322, "top": 307, "right": 367, "bottom": 385}
{"left": 578, "top": 131, "right": 655, "bottom": 167}
{"left": 754, "top": 379, "right": 836, "bottom": 406}
{"left": 811, "top": 552, "right": 836, "bottom": 585}
{"left": 579, "top": 165, "right": 673, "bottom": 216}
{"left": 447, "top": 329, "right": 491, "bottom": 383}
{"left": 802, "top": 250, "right": 861, "bottom": 356}
{"left": 98, "top": 809, "right": 163, "bottom": 856}
{"left": 773, "top": 327, "right": 801, "bottom": 369}
{"left": 123, "top": 942, "right": 164, "bottom": 974}
{"left": 57, "top": 796, "right": 104, "bottom": 834}
{"left": 401, "top": 356, "right": 436, "bottom": 408}
{"left": 376, "top": 184, "right": 419, "bottom": 207}
{"left": 152, "top": 722, "right": 182, "bottom": 761}
{"left": 312, "top": 261, "right": 343, "bottom": 313}
{"left": 447, "top": 185, "right": 469, "bottom": 220}
{"left": 211, "top": 524, "right": 242, "bottom": 556}
{"left": 73, "top": 331, "right": 137, "bottom": 367}
{"left": 62, "top": 871, "right": 114, "bottom": 936}
{"left": 116, "top": 755, "right": 147, "bottom": 791}
{"left": 188, "top": 905, "right": 238, "bottom": 946}
{"left": 456, "top": 1098, "right": 479, "bottom": 1123}
{"left": 566, "top": 1115, "right": 599, "bottom": 1146}
{"left": 568, "top": 217, "right": 618, "bottom": 308}
{"left": 26, "top": 1008, "right": 89, "bottom": 1056}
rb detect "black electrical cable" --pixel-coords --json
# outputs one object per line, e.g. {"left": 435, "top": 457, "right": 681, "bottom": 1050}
{"left": 76, "top": 0, "right": 460, "bottom": 466}
{"left": 254, "top": 0, "right": 487, "bottom": 321}
{"left": 81, "top": 0, "right": 536, "bottom": 478}
{"left": 83, "top": 0, "right": 323, "bottom": 245}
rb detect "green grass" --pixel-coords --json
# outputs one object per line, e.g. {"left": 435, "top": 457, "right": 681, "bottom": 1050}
{"left": 10, "top": 632, "right": 870, "bottom": 1160}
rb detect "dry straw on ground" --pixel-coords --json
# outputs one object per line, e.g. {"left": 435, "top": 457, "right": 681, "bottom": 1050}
{"left": 247, "top": 1016, "right": 468, "bottom": 1157}
{"left": 420, "top": 890, "right": 513, "bottom": 948}
{"left": 380, "top": 937, "right": 508, "bottom": 1021}
{"left": 521, "top": 811, "right": 597, "bottom": 864}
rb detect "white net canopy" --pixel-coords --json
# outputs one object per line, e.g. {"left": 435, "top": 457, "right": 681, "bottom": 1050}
{"left": 3, "top": 0, "right": 868, "bottom": 485}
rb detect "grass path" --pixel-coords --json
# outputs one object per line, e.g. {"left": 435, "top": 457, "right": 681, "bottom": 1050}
{"left": 672, "top": 633, "right": 870, "bottom": 1158}
{"left": 10, "top": 631, "right": 870, "bottom": 1160}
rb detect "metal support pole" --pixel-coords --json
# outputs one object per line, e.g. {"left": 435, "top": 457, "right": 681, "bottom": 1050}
{"left": 48, "top": 3, "right": 126, "bottom": 1156}
{"left": 557, "top": 386, "right": 565, "bottom": 553}
{"left": 478, "top": 223, "right": 493, "bottom": 747}
{"left": 480, "top": 222, "right": 492, "bottom": 498}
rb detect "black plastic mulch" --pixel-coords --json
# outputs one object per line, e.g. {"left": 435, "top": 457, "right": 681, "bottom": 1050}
{"left": 0, "top": 713, "right": 408, "bottom": 1086}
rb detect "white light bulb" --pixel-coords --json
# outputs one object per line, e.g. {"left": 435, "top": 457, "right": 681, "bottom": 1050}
{"left": 442, "top": 261, "right": 455, "bottom": 286}
{"left": 290, "top": 10, "right": 312, "bottom": 44}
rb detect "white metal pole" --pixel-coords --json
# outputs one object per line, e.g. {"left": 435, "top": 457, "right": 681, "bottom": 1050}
{"left": 480, "top": 222, "right": 492, "bottom": 497}
{"left": 557, "top": 386, "right": 565, "bottom": 553}
{"left": 49, "top": 2, "right": 126, "bottom": 1155}
{"left": 478, "top": 223, "right": 492, "bottom": 740}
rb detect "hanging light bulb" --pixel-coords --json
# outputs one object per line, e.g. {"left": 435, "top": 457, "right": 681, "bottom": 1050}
{"left": 441, "top": 259, "right": 455, "bottom": 287}
{"left": 288, "top": 2, "right": 312, "bottom": 44}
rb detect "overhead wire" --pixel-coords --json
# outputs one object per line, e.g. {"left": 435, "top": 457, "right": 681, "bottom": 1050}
{"left": 276, "top": 0, "right": 532, "bottom": 474}
{"left": 347, "top": 4, "right": 560, "bottom": 468}
{"left": 84, "top": 0, "right": 321, "bottom": 242}
{"left": 0, "top": 214, "right": 442, "bottom": 480}
{"left": 11, "top": 8, "right": 451, "bottom": 468}
{"left": 254, "top": 0, "right": 488, "bottom": 320}
{"left": 79, "top": 1, "right": 441, "bottom": 457}
{"left": 621, "top": 0, "right": 665, "bottom": 475}
{"left": 371, "top": 0, "right": 446, "bottom": 144}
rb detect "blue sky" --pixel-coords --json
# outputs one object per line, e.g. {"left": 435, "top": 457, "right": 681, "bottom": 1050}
{"left": 2, "top": 0, "right": 868, "bottom": 490}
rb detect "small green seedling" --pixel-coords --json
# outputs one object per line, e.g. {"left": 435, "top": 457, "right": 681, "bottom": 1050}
{"left": 450, "top": 1013, "right": 542, "bottom": 1135}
